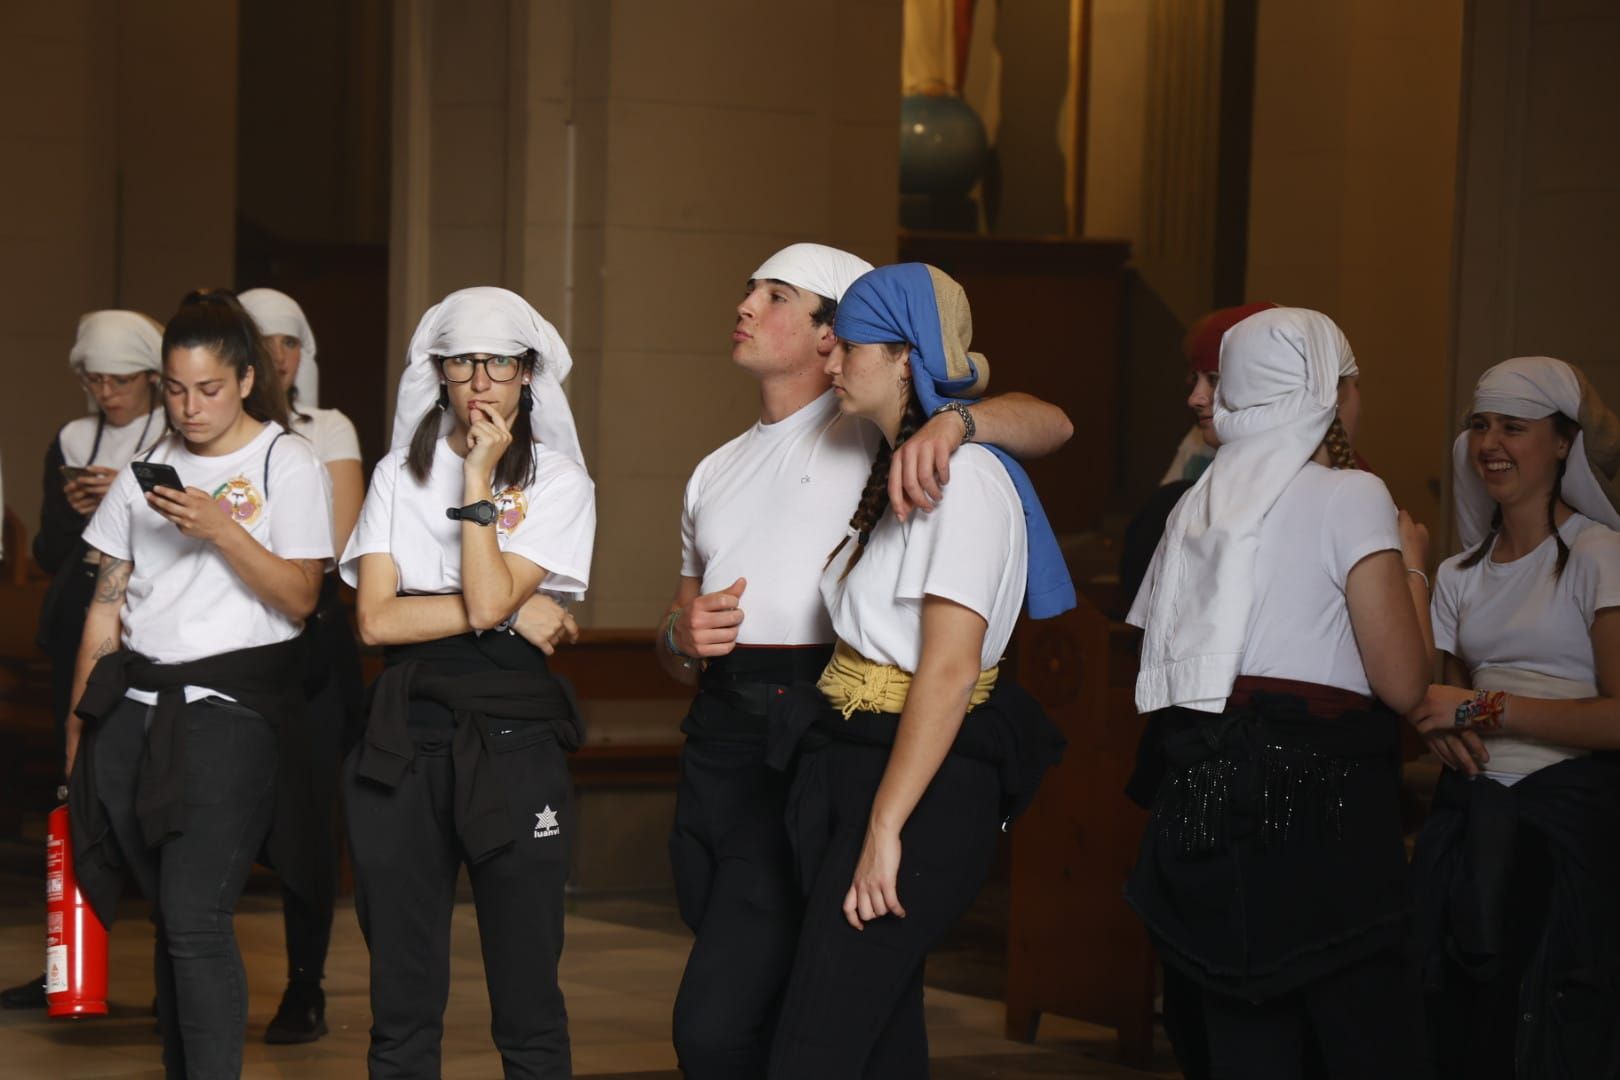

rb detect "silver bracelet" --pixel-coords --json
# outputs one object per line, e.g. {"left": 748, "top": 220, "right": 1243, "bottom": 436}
{"left": 933, "top": 401, "right": 975, "bottom": 443}
{"left": 1405, "top": 567, "right": 1430, "bottom": 591}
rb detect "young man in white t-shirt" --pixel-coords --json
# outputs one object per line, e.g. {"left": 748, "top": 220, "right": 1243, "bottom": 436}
{"left": 661, "top": 243, "right": 1073, "bottom": 1078}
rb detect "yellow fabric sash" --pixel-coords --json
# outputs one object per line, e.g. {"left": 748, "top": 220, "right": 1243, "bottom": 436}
{"left": 816, "top": 640, "right": 998, "bottom": 719}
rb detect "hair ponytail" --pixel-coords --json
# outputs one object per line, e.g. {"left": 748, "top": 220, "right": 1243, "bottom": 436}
{"left": 1458, "top": 412, "right": 1579, "bottom": 578}
{"left": 161, "top": 289, "right": 289, "bottom": 430}
{"left": 1319, "top": 415, "right": 1357, "bottom": 470}
{"left": 826, "top": 343, "right": 928, "bottom": 576}
{"left": 405, "top": 351, "right": 539, "bottom": 491}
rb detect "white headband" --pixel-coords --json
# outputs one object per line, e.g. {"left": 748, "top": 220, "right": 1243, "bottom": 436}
{"left": 239, "top": 288, "right": 319, "bottom": 408}
{"left": 390, "top": 286, "right": 583, "bottom": 468}
{"left": 1453, "top": 356, "right": 1620, "bottom": 546}
{"left": 1129, "top": 307, "right": 1360, "bottom": 713}
{"left": 751, "top": 243, "right": 874, "bottom": 304}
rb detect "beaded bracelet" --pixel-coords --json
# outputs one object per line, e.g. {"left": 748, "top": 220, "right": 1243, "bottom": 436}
{"left": 664, "top": 609, "right": 686, "bottom": 658}
{"left": 664, "top": 609, "right": 701, "bottom": 671}
{"left": 1453, "top": 689, "right": 1507, "bottom": 731}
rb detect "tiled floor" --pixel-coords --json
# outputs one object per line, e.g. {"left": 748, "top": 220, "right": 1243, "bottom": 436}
{"left": 0, "top": 845, "right": 1179, "bottom": 1078}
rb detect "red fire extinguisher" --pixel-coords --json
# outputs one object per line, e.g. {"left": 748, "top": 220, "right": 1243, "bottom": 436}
{"left": 45, "top": 800, "right": 108, "bottom": 1018}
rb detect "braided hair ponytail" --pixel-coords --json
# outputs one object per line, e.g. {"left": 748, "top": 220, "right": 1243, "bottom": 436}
{"left": 826, "top": 357, "right": 929, "bottom": 577}
{"left": 1320, "top": 416, "right": 1357, "bottom": 470}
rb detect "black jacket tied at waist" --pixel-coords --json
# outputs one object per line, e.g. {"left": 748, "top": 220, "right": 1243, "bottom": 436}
{"left": 67, "top": 638, "right": 304, "bottom": 925}
{"left": 354, "top": 634, "right": 582, "bottom": 865}
{"left": 770, "top": 678, "right": 1066, "bottom": 892}
{"left": 1412, "top": 757, "right": 1620, "bottom": 1078}
{"left": 1125, "top": 689, "right": 1407, "bottom": 1002}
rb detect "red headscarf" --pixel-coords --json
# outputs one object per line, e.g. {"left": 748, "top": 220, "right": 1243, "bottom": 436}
{"left": 1183, "top": 302, "right": 1279, "bottom": 375}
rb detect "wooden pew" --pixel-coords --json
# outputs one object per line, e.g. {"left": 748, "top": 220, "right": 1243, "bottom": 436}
{"left": 1005, "top": 586, "right": 1158, "bottom": 1067}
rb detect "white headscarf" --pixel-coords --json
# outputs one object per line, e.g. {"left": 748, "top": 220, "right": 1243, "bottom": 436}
{"left": 1453, "top": 356, "right": 1620, "bottom": 547}
{"left": 1128, "top": 308, "right": 1360, "bottom": 713}
{"left": 751, "top": 243, "right": 874, "bottom": 303}
{"left": 69, "top": 310, "right": 163, "bottom": 412}
{"left": 238, "top": 288, "right": 319, "bottom": 408}
{"left": 390, "top": 287, "right": 583, "bottom": 467}
{"left": 70, "top": 310, "right": 162, "bottom": 377}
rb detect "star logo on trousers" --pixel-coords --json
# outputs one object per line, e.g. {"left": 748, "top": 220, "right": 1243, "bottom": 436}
{"left": 534, "top": 806, "right": 560, "bottom": 839}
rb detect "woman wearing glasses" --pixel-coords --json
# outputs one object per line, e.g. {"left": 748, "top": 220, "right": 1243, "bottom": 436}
{"left": 0, "top": 311, "right": 168, "bottom": 1013}
{"left": 340, "top": 287, "right": 595, "bottom": 1078}
{"left": 35, "top": 313, "right": 169, "bottom": 733}
{"left": 65, "top": 290, "right": 334, "bottom": 1076}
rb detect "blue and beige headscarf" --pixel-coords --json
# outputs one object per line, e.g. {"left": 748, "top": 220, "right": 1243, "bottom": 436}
{"left": 834, "top": 263, "right": 1076, "bottom": 620}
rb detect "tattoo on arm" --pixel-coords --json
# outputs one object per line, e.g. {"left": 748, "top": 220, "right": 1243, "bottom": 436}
{"left": 91, "top": 637, "right": 116, "bottom": 661}
{"left": 93, "top": 558, "right": 131, "bottom": 605}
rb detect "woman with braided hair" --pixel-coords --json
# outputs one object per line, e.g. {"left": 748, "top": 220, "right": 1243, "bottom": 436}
{"left": 764, "top": 263, "right": 1071, "bottom": 1078}
{"left": 1124, "top": 307, "right": 1432, "bottom": 1079}
{"left": 1407, "top": 356, "right": 1620, "bottom": 1078}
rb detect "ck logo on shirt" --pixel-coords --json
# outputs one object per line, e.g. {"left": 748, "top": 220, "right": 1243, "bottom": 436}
{"left": 494, "top": 485, "right": 528, "bottom": 537}
{"left": 212, "top": 475, "right": 265, "bottom": 527}
{"left": 534, "top": 806, "right": 560, "bottom": 839}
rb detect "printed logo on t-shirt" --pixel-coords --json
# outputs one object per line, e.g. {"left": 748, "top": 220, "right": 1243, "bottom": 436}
{"left": 533, "top": 806, "right": 560, "bottom": 839}
{"left": 494, "top": 485, "right": 528, "bottom": 537}
{"left": 211, "top": 475, "right": 265, "bottom": 527}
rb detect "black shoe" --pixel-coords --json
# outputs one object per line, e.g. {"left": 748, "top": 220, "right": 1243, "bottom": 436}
{"left": 0, "top": 976, "right": 46, "bottom": 1010}
{"left": 264, "top": 983, "right": 327, "bottom": 1045}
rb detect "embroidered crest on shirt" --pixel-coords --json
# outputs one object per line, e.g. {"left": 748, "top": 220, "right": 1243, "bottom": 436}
{"left": 534, "top": 806, "right": 560, "bottom": 839}
{"left": 494, "top": 485, "right": 527, "bottom": 537}
{"left": 211, "top": 475, "right": 264, "bottom": 526}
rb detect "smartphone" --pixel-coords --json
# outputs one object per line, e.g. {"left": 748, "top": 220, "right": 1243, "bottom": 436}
{"left": 131, "top": 461, "right": 184, "bottom": 495}
{"left": 59, "top": 465, "right": 91, "bottom": 483}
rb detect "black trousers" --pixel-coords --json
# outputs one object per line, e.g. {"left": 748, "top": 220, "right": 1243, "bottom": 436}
{"left": 669, "top": 737, "right": 802, "bottom": 1078}
{"left": 94, "top": 696, "right": 277, "bottom": 1079}
{"left": 278, "top": 673, "right": 344, "bottom": 986}
{"left": 1200, "top": 948, "right": 1423, "bottom": 1080}
{"left": 767, "top": 741, "right": 1001, "bottom": 1080}
{"left": 345, "top": 725, "right": 573, "bottom": 1080}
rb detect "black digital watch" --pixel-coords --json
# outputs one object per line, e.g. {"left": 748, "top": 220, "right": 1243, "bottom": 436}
{"left": 446, "top": 500, "right": 499, "bottom": 526}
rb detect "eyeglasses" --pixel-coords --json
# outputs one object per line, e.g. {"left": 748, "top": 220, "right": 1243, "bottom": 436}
{"left": 80, "top": 373, "right": 147, "bottom": 391}
{"left": 439, "top": 354, "right": 524, "bottom": 383}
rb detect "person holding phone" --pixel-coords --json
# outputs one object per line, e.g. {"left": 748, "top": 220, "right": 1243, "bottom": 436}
{"left": 341, "top": 287, "right": 594, "bottom": 1078}
{"left": 239, "top": 287, "right": 365, "bottom": 1044}
{"left": 64, "top": 290, "right": 333, "bottom": 1077}
{"left": 1, "top": 310, "right": 167, "bottom": 1013}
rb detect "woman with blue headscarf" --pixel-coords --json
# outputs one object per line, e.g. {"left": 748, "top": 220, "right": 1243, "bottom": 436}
{"left": 765, "top": 263, "right": 1070, "bottom": 1078}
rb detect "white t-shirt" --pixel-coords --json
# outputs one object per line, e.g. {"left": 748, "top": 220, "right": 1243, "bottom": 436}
{"left": 822, "top": 445, "right": 1027, "bottom": 672}
{"left": 81, "top": 423, "right": 335, "bottom": 699}
{"left": 681, "top": 390, "right": 882, "bottom": 645}
{"left": 1236, "top": 463, "right": 1401, "bottom": 696}
{"left": 341, "top": 437, "right": 595, "bottom": 601}
{"left": 1432, "top": 513, "right": 1620, "bottom": 781}
{"left": 290, "top": 407, "right": 361, "bottom": 466}
{"left": 58, "top": 409, "right": 166, "bottom": 469}
{"left": 290, "top": 407, "right": 360, "bottom": 559}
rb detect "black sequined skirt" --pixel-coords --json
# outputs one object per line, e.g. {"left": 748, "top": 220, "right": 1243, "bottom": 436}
{"left": 1124, "top": 683, "right": 1408, "bottom": 1002}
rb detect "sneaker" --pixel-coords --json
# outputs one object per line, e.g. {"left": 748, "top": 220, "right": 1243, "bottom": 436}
{"left": 0, "top": 976, "right": 45, "bottom": 1010}
{"left": 264, "top": 983, "right": 327, "bottom": 1045}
